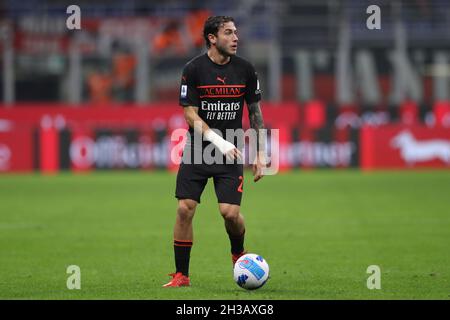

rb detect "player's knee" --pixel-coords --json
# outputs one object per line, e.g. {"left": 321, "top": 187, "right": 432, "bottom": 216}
{"left": 219, "top": 205, "right": 240, "bottom": 221}
{"left": 177, "top": 200, "right": 196, "bottom": 221}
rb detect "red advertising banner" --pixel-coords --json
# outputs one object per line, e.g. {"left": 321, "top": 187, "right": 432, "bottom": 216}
{"left": 0, "top": 126, "right": 34, "bottom": 172}
{"left": 3, "top": 105, "right": 448, "bottom": 172}
{"left": 434, "top": 101, "right": 450, "bottom": 127}
{"left": 0, "top": 103, "right": 302, "bottom": 172}
{"left": 360, "top": 125, "right": 450, "bottom": 169}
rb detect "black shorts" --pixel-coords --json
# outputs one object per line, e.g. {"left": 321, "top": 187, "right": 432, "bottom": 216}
{"left": 175, "top": 163, "right": 244, "bottom": 205}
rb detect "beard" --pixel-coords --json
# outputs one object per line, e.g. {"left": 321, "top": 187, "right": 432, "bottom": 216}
{"left": 216, "top": 41, "right": 235, "bottom": 57}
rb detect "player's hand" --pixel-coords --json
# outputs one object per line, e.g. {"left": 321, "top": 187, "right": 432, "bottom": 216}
{"left": 204, "top": 129, "right": 242, "bottom": 161}
{"left": 220, "top": 141, "right": 242, "bottom": 161}
{"left": 252, "top": 151, "right": 266, "bottom": 182}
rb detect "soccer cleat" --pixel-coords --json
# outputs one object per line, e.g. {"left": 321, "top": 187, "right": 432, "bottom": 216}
{"left": 232, "top": 251, "right": 247, "bottom": 266}
{"left": 162, "top": 272, "right": 190, "bottom": 288}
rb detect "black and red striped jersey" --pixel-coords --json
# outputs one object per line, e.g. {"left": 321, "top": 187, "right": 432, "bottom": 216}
{"left": 179, "top": 53, "right": 261, "bottom": 137}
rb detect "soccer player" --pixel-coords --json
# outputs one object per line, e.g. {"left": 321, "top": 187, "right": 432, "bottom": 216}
{"left": 163, "top": 16, "right": 266, "bottom": 287}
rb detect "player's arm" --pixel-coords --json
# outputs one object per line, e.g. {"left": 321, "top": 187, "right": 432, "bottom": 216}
{"left": 248, "top": 101, "right": 266, "bottom": 182}
{"left": 183, "top": 106, "right": 241, "bottom": 160}
{"left": 183, "top": 106, "right": 209, "bottom": 133}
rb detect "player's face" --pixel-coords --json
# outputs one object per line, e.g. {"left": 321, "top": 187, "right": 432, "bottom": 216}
{"left": 215, "top": 22, "right": 238, "bottom": 56}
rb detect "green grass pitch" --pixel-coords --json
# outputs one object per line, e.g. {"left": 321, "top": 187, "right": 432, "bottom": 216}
{"left": 0, "top": 169, "right": 449, "bottom": 300}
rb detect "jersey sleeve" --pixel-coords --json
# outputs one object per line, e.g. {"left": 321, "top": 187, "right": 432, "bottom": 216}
{"left": 179, "top": 62, "right": 199, "bottom": 107}
{"left": 244, "top": 62, "right": 262, "bottom": 105}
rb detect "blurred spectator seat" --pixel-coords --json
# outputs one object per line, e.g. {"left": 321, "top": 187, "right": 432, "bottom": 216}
{"left": 87, "top": 72, "right": 113, "bottom": 105}
{"left": 152, "top": 20, "right": 186, "bottom": 55}
{"left": 112, "top": 52, "right": 137, "bottom": 101}
{"left": 185, "top": 10, "right": 211, "bottom": 48}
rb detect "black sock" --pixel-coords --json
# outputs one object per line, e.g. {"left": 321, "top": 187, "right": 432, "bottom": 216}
{"left": 174, "top": 240, "right": 193, "bottom": 276}
{"left": 228, "top": 229, "right": 245, "bottom": 255}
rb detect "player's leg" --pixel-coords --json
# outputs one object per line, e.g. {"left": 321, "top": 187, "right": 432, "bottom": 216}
{"left": 163, "top": 199, "right": 197, "bottom": 287}
{"left": 218, "top": 203, "right": 247, "bottom": 264}
{"left": 213, "top": 164, "right": 247, "bottom": 264}
{"left": 174, "top": 199, "right": 197, "bottom": 242}
{"left": 164, "top": 163, "right": 207, "bottom": 287}
{"left": 172, "top": 199, "right": 197, "bottom": 277}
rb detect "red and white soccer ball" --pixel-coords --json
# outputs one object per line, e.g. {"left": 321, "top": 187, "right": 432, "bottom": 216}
{"left": 233, "top": 253, "right": 269, "bottom": 290}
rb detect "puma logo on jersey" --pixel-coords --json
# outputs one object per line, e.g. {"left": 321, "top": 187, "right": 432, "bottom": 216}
{"left": 216, "top": 76, "right": 226, "bottom": 85}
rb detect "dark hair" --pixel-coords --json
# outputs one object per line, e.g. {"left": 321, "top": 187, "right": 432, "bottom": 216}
{"left": 203, "top": 16, "right": 235, "bottom": 48}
